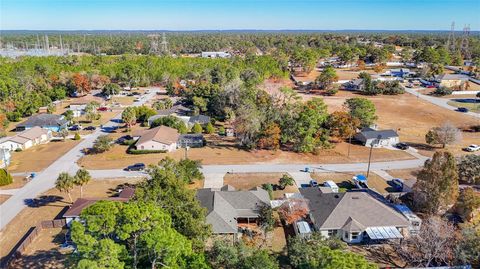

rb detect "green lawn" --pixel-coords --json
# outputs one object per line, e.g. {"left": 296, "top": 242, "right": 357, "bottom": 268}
{"left": 447, "top": 100, "right": 480, "bottom": 113}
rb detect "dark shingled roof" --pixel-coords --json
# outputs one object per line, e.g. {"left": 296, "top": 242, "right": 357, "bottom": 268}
{"left": 189, "top": 115, "right": 210, "bottom": 125}
{"left": 357, "top": 127, "right": 398, "bottom": 140}
{"left": 18, "top": 114, "right": 67, "bottom": 129}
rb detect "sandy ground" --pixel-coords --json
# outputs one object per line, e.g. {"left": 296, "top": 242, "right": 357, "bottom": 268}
{"left": 310, "top": 172, "right": 392, "bottom": 194}
{"left": 223, "top": 172, "right": 299, "bottom": 199}
{"left": 0, "top": 176, "right": 28, "bottom": 190}
{"left": 0, "top": 178, "right": 141, "bottom": 263}
{"left": 386, "top": 168, "right": 420, "bottom": 181}
{"left": 6, "top": 139, "right": 81, "bottom": 174}
{"left": 0, "top": 194, "right": 11, "bottom": 205}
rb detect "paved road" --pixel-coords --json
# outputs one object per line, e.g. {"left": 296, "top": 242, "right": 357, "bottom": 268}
{"left": 405, "top": 87, "right": 480, "bottom": 119}
{"left": 0, "top": 89, "right": 160, "bottom": 231}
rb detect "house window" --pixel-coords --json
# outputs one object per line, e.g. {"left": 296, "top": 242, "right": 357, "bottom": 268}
{"left": 327, "top": 230, "right": 336, "bottom": 237}
{"left": 344, "top": 232, "right": 349, "bottom": 238}
{"left": 351, "top": 232, "right": 359, "bottom": 240}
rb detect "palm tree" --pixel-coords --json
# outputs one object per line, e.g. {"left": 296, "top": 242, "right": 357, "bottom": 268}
{"left": 55, "top": 172, "right": 75, "bottom": 203}
{"left": 74, "top": 168, "right": 91, "bottom": 198}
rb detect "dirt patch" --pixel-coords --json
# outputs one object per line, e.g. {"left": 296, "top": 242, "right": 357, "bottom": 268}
{"left": 311, "top": 172, "right": 392, "bottom": 194}
{"left": 223, "top": 172, "right": 299, "bottom": 199}
{"left": 0, "top": 178, "right": 141, "bottom": 261}
{"left": 0, "top": 194, "right": 11, "bottom": 205}
{"left": 387, "top": 168, "right": 420, "bottom": 181}
{"left": 7, "top": 139, "right": 81, "bottom": 174}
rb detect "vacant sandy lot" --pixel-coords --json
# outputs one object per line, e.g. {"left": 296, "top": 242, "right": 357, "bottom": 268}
{"left": 223, "top": 172, "right": 299, "bottom": 199}
{"left": 0, "top": 194, "right": 11, "bottom": 205}
{"left": 0, "top": 178, "right": 141, "bottom": 262}
{"left": 78, "top": 139, "right": 413, "bottom": 169}
{"left": 310, "top": 172, "right": 393, "bottom": 194}
{"left": 7, "top": 139, "right": 81, "bottom": 174}
{"left": 386, "top": 168, "right": 420, "bottom": 181}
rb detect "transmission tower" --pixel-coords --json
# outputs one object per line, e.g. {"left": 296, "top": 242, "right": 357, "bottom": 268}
{"left": 161, "top": 32, "right": 168, "bottom": 53}
{"left": 461, "top": 24, "right": 471, "bottom": 60}
{"left": 446, "top": 21, "right": 456, "bottom": 52}
{"left": 148, "top": 34, "right": 160, "bottom": 54}
{"left": 44, "top": 35, "right": 49, "bottom": 52}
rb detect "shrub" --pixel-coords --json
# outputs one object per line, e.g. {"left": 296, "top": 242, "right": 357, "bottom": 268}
{"left": 122, "top": 139, "right": 136, "bottom": 146}
{"left": 127, "top": 149, "right": 167, "bottom": 154}
{"left": 192, "top": 123, "right": 203, "bottom": 134}
{"left": 205, "top": 122, "right": 215, "bottom": 134}
{"left": 261, "top": 183, "right": 274, "bottom": 200}
{"left": 15, "top": 148, "right": 22, "bottom": 152}
{"left": 0, "top": 169, "right": 13, "bottom": 186}
{"left": 325, "top": 88, "right": 338, "bottom": 96}
{"left": 218, "top": 126, "right": 226, "bottom": 136}
{"left": 73, "top": 132, "right": 81, "bottom": 140}
{"left": 432, "top": 86, "right": 453, "bottom": 96}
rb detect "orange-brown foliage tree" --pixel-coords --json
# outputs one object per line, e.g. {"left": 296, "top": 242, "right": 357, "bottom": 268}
{"left": 278, "top": 198, "right": 310, "bottom": 225}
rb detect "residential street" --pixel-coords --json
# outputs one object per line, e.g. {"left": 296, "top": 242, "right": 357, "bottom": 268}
{"left": 0, "top": 89, "right": 160, "bottom": 231}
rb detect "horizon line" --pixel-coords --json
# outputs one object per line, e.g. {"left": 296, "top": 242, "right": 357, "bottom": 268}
{"left": 2, "top": 28, "right": 479, "bottom": 32}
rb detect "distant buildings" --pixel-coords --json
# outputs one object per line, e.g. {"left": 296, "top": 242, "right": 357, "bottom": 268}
{"left": 436, "top": 74, "right": 470, "bottom": 90}
{"left": 201, "top": 51, "right": 231, "bottom": 58}
{"left": 16, "top": 114, "right": 68, "bottom": 132}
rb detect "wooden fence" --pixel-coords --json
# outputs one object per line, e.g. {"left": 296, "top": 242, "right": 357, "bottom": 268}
{"left": 0, "top": 219, "right": 66, "bottom": 269}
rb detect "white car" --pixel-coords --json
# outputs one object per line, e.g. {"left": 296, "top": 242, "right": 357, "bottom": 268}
{"left": 464, "top": 144, "right": 480, "bottom": 152}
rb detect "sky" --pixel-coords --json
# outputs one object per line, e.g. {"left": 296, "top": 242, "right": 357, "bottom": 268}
{"left": 1, "top": 0, "right": 479, "bottom": 31}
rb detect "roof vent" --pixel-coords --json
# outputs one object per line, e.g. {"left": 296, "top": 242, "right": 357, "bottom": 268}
{"left": 352, "top": 196, "right": 360, "bottom": 199}
{"left": 334, "top": 194, "right": 340, "bottom": 198}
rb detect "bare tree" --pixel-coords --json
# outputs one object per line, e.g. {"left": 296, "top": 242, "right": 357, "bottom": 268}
{"left": 425, "top": 122, "right": 462, "bottom": 148}
{"left": 278, "top": 198, "right": 310, "bottom": 225}
{"left": 393, "top": 217, "right": 457, "bottom": 267}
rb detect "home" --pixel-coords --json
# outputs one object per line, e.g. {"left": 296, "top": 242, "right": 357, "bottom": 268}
{"left": 436, "top": 74, "right": 470, "bottom": 90}
{"left": 0, "top": 148, "right": 11, "bottom": 168}
{"left": 0, "top": 127, "right": 52, "bottom": 151}
{"left": 354, "top": 127, "right": 399, "bottom": 147}
{"left": 16, "top": 114, "right": 68, "bottom": 132}
{"left": 389, "top": 68, "right": 411, "bottom": 78}
{"left": 300, "top": 188, "right": 410, "bottom": 243}
{"left": 196, "top": 185, "right": 271, "bottom": 237}
{"left": 147, "top": 104, "right": 192, "bottom": 126}
{"left": 135, "top": 126, "right": 179, "bottom": 152}
{"left": 342, "top": 79, "right": 364, "bottom": 91}
{"left": 188, "top": 115, "right": 211, "bottom": 127}
{"left": 63, "top": 187, "right": 135, "bottom": 227}
{"left": 178, "top": 134, "right": 204, "bottom": 148}
{"left": 201, "top": 51, "right": 231, "bottom": 58}
{"left": 69, "top": 95, "right": 105, "bottom": 117}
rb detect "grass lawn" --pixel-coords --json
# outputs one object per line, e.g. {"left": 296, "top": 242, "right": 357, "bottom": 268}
{"left": 223, "top": 172, "right": 299, "bottom": 199}
{"left": 7, "top": 139, "right": 81, "bottom": 174}
{"left": 310, "top": 172, "right": 393, "bottom": 194}
{"left": 447, "top": 100, "right": 480, "bottom": 113}
{"left": 0, "top": 178, "right": 141, "bottom": 262}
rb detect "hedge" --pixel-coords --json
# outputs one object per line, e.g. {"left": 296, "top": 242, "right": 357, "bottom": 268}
{"left": 127, "top": 149, "right": 167, "bottom": 155}
{"left": 0, "top": 169, "right": 13, "bottom": 186}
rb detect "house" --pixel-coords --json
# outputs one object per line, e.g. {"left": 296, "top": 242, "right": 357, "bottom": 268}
{"left": 201, "top": 51, "right": 231, "bottom": 58}
{"left": 342, "top": 79, "right": 364, "bottom": 91}
{"left": 0, "top": 148, "right": 11, "bottom": 168}
{"left": 135, "top": 126, "right": 179, "bottom": 152}
{"left": 436, "top": 74, "right": 470, "bottom": 90}
{"left": 147, "top": 104, "right": 192, "bottom": 126}
{"left": 16, "top": 114, "right": 68, "bottom": 132}
{"left": 354, "top": 127, "right": 399, "bottom": 147}
{"left": 188, "top": 115, "right": 211, "bottom": 127}
{"left": 69, "top": 95, "right": 105, "bottom": 117}
{"left": 178, "top": 134, "right": 204, "bottom": 148}
{"left": 0, "top": 127, "right": 52, "bottom": 151}
{"left": 300, "top": 188, "right": 410, "bottom": 243}
{"left": 196, "top": 185, "right": 271, "bottom": 236}
{"left": 63, "top": 187, "right": 135, "bottom": 227}
{"left": 389, "top": 68, "right": 411, "bottom": 78}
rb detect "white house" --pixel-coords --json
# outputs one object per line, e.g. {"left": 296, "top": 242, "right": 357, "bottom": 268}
{"left": 69, "top": 95, "right": 105, "bottom": 117}
{"left": 300, "top": 188, "right": 410, "bottom": 243}
{"left": 201, "top": 51, "right": 231, "bottom": 58}
{"left": 135, "top": 126, "right": 179, "bottom": 152}
{"left": 0, "top": 127, "right": 52, "bottom": 151}
{"left": 354, "top": 127, "right": 399, "bottom": 147}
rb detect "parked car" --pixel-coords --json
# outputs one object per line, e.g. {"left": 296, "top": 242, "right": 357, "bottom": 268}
{"left": 69, "top": 125, "right": 82, "bottom": 131}
{"left": 125, "top": 163, "right": 146, "bottom": 171}
{"left": 405, "top": 83, "right": 413, "bottom": 88}
{"left": 395, "top": 142, "right": 409, "bottom": 150}
{"left": 390, "top": 178, "right": 404, "bottom": 192}
{"left": 464, "top": 144, "right": 480, "bottom": 152}
{"left": 457, "top": 107, "right": 469, "bottom": 113}
{"left": 84, "top": 126, "right": 96, "bottom": 131}
{"left": 97, "top": 107, "right": 108, "bottom": 111}
{"left": 426, "top": 85, "right": 436, "bottom": 89}
{"left": 309, "top": 180, "right": 318, "bottom": 187}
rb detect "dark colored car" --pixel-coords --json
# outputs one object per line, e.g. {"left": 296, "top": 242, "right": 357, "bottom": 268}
{"left": 395, "top": 142, "right": 409, "bottom": 150}
{"left": 69, "top": 125, "right": 82, "bottom": 131}
{"left": 457, "top": 107, "right": 469, "bottom": 113}
{"left": 309, "top": 180, "right": 318, "bottom": 187}
{"left": 97, "top": 107, "right": 108, "bottom": 112}
{"left": 125, "top": 163, "right": 146, "bottom": 171}
{"left": 84, "top": 126, "right": 96, "bottom": 131}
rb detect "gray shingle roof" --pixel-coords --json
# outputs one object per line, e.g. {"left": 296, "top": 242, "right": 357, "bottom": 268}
{"left": 196, "top": 186, "right": 270, "bottom": 234}
{"left": 18, "top": 114, "right": 67, "bottom": 129}
{"left": 357, "top": 128, "right": 398, "bottom": 140}
{"left": 300, "top": 188, "right": 409, "bottom": 230}
{"left": 189, "top": 115, "right": 210, "bottom": 125}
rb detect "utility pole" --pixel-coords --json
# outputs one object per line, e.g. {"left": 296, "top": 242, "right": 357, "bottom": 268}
{"left": 366, "top": 135, "right": 381, "bottom": 179}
